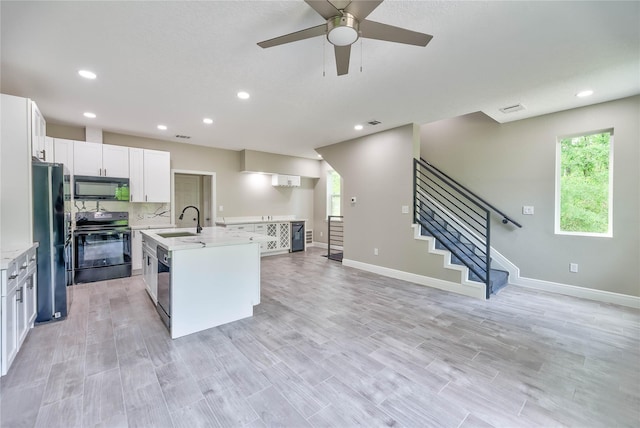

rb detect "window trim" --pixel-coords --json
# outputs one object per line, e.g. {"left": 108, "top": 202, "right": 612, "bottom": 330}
{"left": 554, "top": 129, "right": 614, "bottom": 238}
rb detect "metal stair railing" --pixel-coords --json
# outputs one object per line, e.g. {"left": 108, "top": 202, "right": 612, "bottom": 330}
{"left": 327, "top": 216, "right": 344, "bottom": 262}
{"left": 413, "top": 158, "right": 521, "bottom": 298}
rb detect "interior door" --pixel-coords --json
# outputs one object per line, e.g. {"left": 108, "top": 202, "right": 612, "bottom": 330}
{"left": 174, "top": 174, "right": 202, "bottom": 229}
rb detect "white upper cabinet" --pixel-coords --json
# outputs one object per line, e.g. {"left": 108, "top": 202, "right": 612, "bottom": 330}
{"left": 129, "top": 148, "right": 170, "bottom": 203}
{"left": 129, "top": 148, "right": 145, "bottom": 202}
{"left": 1, "top": 94, "right": 36, "bottom": 247}
{"left": 30, "top": 101, "right": 47, "bottom": 161}
{"left": 272, "top": 174, "right": 301, "bottom": 187}
{"left": 53, "top": 138, "right": 74, "bottom": 171}
{"left": 43, "top": 137, "right": 54, "bottom": 162}
{"left": 73, "top": 141, "right": 129, "bottom": 178}
{"left": 143, "top": 149, "right": 170, "bottom": 203}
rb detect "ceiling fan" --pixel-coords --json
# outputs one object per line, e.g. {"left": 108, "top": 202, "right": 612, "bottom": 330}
{"left": 257, "top": 0, "right": 433, "bottom": 76}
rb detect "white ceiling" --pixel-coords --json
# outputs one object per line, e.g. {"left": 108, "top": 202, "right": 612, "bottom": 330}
{"left": 2, "top": 1, "right": 639, "bottom": 159}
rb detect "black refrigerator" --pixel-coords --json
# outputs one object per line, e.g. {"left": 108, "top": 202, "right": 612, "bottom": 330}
{"left": 32, "top": 162, "right": 71, "bottom": 322}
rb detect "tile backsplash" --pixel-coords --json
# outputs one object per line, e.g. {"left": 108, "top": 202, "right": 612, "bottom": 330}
{"left": 71, "top": 201, "right": 172, "bottom": 226}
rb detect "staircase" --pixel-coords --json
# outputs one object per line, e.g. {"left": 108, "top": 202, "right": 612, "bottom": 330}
{"left": 413, "top": 158, "right": 521, "bottom": 298}
{"left": 418, "top": 208, "right": 509, "bottom": 294}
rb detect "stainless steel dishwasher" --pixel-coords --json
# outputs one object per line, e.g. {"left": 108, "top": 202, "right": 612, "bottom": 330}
{"left": 156, "top": 246, "right": 171, "bottom": 330}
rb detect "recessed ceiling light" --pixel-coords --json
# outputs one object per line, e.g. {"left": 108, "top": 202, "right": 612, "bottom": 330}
{"left": 78, "top": 70, "right": 97, "bottom": 80}
{"left": 317, "top": 154, "right": 322, "bottom": 158}
{"left": 576, "top": 90, "right": 594, "bottom": 98}
{"left": 157, "top": 125, "right": 167, "bottom": 130}
{"left": 237, "top": 91, "right": 250, "bottom": 100}
{"left": 83, "top": 112, "right": 96, "bottom": 118}
{"left": 203, "top": 118, "right": 213, "bottom": 124}
{"left": 354, "top": 124, "right": 363, "bottom": 130}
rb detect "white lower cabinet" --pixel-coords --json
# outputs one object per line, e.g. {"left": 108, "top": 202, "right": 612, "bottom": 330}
{"left": 142, "top": 239, "right": 158, "bottom": 304}
{"left": 265, "top": 222, "right": 291, "bottom": 253}
{"left": 132, "top": 230, "right": 143, "bottom": 272}
{"left": 226, "top": 222, "right": 291, "bottom": 255}
{"left": 1, "top": 245, "right": 37, "bottom": 376}
{"left": 1, "top": 286, "right": 19, "bottom": 376}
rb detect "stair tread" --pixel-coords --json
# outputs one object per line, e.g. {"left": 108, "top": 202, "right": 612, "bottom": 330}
{"left": 418, "top": 216, "right": 508, "bottom": 295}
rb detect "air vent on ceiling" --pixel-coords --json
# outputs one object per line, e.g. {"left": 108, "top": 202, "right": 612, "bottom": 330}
{"left": 499, "top": 104, "right": 526, "bottom": 114}
{"left": 367, "top": 120, "right": 381, "bottom": 126}
{"left": 175, "top": 134, "right": 191, "bottom": 139}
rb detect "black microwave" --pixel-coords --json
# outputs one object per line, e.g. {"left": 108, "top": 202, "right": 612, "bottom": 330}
{"left": 74, "top": 175, "right": 130, "bottom": 201}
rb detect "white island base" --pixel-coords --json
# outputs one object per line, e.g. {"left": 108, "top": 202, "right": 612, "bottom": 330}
{"left": 171, "top": 242, "right": 261, "bottom": 339}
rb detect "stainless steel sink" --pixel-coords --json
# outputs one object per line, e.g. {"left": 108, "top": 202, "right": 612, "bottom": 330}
{"left": 157, "top": 231, "right": 197, "bottom": 238}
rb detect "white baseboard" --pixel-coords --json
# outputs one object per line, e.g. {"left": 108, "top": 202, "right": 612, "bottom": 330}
{"left": 342, "top": 258, "right": 485, "bottom": 299}
{"left": 512, "top": 276, "right": 640, "bottom": 309}
{"left": 413, "top": 224, "right": 640, "bottom": 308}
{"left": 313, "top": 241, "right": 327, "bottom": 250}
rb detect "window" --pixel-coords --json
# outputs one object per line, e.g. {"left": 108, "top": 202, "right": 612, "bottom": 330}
{"left": 555, "top": 130, "right": 613, "bottom": 236}
{"left": 327, "top": 170, "right": 341, "bottom": 218}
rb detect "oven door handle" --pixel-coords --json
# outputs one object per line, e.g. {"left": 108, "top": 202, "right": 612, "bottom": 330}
{"left": 74, "top": 229, "right": 130, "bottom": 236}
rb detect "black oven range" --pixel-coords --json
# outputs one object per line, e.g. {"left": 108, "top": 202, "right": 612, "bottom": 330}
{"left": 74, "top": 211, "right": 132, "bottom": 284}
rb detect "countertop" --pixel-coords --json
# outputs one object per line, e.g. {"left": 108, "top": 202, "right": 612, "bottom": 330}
{"left": 1, "top": 243, "right": 39, "bottom": 270}
{"left": 216, "top": 217, "right": 307, "bottom": 226}
{"left": 140, "top": 227, "right": 275, "bottom": 251}
{"left": 131, "top": 224, "right": 176, "bottom": 230}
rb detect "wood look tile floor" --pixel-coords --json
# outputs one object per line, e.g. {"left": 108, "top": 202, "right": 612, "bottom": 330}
{"left": 1, "top": 247, "right": 638, "bottom": 427}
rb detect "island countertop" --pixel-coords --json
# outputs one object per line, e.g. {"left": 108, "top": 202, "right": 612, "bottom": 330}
{"left": 140, "top": 226, "right": 275, "bottom": 251}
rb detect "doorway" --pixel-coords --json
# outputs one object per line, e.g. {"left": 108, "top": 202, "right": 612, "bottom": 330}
{"left": 171, "top": 170, "right": 216, "bottom": 228}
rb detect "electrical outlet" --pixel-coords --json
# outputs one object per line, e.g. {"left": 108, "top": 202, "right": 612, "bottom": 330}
{"left": 319, "top": 231, "right": 323, "bottom": 237}
{"left": 219, "top": 205, "right": 224, "bottom": 212}
{"left": 374, "top": 248, "right": 379, "bottom": 256}
{"left": 570, "top": 263, "right": 578, "bottom": 273}
{"left": 401, "top": 205, "right": 409, "bottom": 214}
{"left": 522, "top": 205, "right": 534, "bottom": 215}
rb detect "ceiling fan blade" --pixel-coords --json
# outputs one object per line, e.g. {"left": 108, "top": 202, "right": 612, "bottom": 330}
{"left": 257, "top": 24, "right": 327, "bottom": 48}
{"left": 344, "top": 0, "right": 383, "bottom": 20}
{"left": 305, "top": 0, "right": 341, "bottom": 19}
{"left": 360, "top": 20, "right": 433, "bottom": 46}
{"left": 334, "top": 45, "right": 351, "bottom": 76}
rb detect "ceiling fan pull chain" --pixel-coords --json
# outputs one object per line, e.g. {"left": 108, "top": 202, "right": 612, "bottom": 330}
{"left": 323, "top": 37, "right": 326, "bottom": 77}
{"left": 360, "top": 38, "right": 363, "bottom": 73}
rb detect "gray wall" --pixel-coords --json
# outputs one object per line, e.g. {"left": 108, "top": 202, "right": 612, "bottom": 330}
{"left": 46, "top": 127, "right": 315, "bottom": 224}
{"left": 421, "top": 96, "right": 640, "bottom": 297}
{"left": 316, "top": 124, "right": 462, "bottom": 283}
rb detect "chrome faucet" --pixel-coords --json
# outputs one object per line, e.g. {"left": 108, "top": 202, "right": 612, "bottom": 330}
{"left": 179, "top": 205, "right": 202, "bottom": 233}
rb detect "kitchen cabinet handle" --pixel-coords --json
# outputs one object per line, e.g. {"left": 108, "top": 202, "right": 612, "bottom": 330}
{"left": 8, "top": 274, "right": 18, "bottom": 280}
{"left": 17, "top": 286, "right": 24, "bottom": 303}
{"left": 104, "top": 169, "right": 107, "bottom": 176}
{"left": 20, "top": 264, "right": 27, "bottom": 270}
{"left": 145, "top": 195, "right": 148, "bottom": 202}
{"left": 39, "top": 149, "right": 46, "bottom": 160}
{"left": 27, "top": 278, "right": 34, "bottom": 289}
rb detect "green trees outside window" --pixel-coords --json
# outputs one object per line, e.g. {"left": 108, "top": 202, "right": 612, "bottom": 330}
{"left": 557, "top": 131, "right": 612, "bottom": 234}
{"left": 327, "top": 170, "right": 341, "bottom": 217}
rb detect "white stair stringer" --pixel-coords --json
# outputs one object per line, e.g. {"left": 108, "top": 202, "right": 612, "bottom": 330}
{"left": 411, "top": 224, "right": 486, "bottom": 299}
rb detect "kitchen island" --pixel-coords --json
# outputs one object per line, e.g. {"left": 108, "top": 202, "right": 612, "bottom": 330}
{"left": 140, "top": 227, "right": 273, "bottom": 339}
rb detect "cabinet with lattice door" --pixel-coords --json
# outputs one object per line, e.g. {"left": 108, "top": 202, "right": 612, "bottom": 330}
{"left": 263, "top": 222, "right": 290, "bottom": 254}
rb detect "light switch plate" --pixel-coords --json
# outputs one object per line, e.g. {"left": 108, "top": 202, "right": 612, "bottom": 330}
{"left": 570, "top": 263, "right": 578, "bottom": 273}
{"left": 401, "top": 205, "right": 409, "bottom": 214}
{"left": 522, "top": 205, "right": 534, "bottom": 215}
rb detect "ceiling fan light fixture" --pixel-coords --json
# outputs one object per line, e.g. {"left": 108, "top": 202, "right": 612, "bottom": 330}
{"left": 327, "top": 13, "right": 359, "bottom": 46}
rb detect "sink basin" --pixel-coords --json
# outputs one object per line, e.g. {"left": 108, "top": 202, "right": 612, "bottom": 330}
{"left": 157, "top": 231, "right": 197, "bottom": 238}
